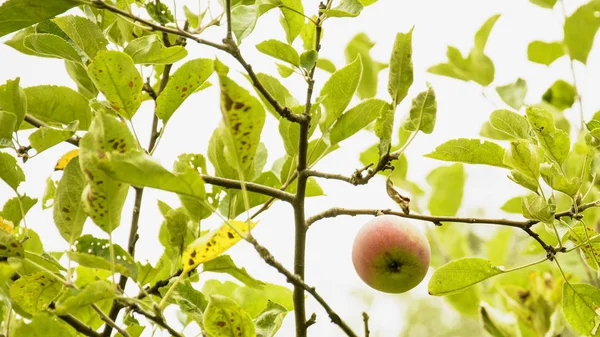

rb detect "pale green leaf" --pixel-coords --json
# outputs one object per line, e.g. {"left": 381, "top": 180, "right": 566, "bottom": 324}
{"left": 316, "top": 58, "right": 336, "bottom": 73}
{"left": 488, "top": 109, "right": 531, "bottom": 140}
{"left": 496, "top": 78, "right": 527, "bottom": 110}
{"left": 12, "top": 314, "right": 76, "bottom": 337}
{"left": 42, "top": 177, "right": 56, "bottom": 209}
{"left": 527, "top": 41, "right": 565, "bottom": 66}
{"left": 564, "top": 0, "right": 600, "bottom": 64}
{"left": 427, "top": 163, "right": 465, "bottom": 216}
{"left": 529, "top": 0, "right": 557, "bottom": 8}
{"left": 203, "top": 295, "right": 256, "bottom": 337}
{"left": 0, "top": 152, "right": 25, "bottom": 190}
{"left": 0, "top": 0, "right": 81, "bottom": 37}
{"left": 250, "top": 73, "right": 298, "bottom": 118}
{"left": 0, "top": 77, "right": 27, "bottom": 129}
{"left": 124, "top": 35, "right": 187, "bottom": 64}
{"left": 425, "top": 138, "right": 508, "bottom": 168}
{"left": 0, "top": 111, "right": 16, "bottom": 139}
{"left": 428, "top": 46, "right": 494, "bottom": 86}
{"left": 174, "top": 153, "right": 211, "bottom": 222}
{"left": 55, "top": 280, "right": 116, "bottom": 315}
{"left": 279, "top": 0, "right": 304, "bottom": 44}
{"left": 521, "top": 195, "right": 554, "bottom": 223}
{"left": 276, "top": 63, "right": 294, "bottom": 77}
{"left": 256, "top": 39, "right": 300, "bottom": 66}
{"left": 428, "top": 258, "right": 504, "bottom": 296}
{"left": 474, "top": 14, "right": 501, "bottom": 52}
{"left": 542, "top": 80, "right": 576, "bottom": 111}
{"left": 29, "top": 121, "right": 78, "bottom": 154}
{"left": 65, "top": 61, "right": 98, "bottom": 98}
{"left": 156, "top": 58, "right": 214, "bottom": 122}
{"left": 345, "top": 33, "right": 386, "bottom": 99}
{"left": 67, "top": 234, "right": 137, "bottom": 278}
{"left": 562, "top": 283, "right": 600, "bottom": 336}
{"left": 24, "top": 85, "right": 92, "bottom": 129}
{"left": 526, "top": 106, "right": 570, "bottom": 165}
{"left": 374, "top": 104, "right": 394, "bottom": 156}
{"left": 53, "top": 15, "right": 108, "bottom": 60}
{"left": 320, "top": 55, "right": 363, "bottom": 131}
{"left": 402, "top": 84, "right": 437, "bottom": 134}
{"left": 330, "top": 98, "right": 388, "bottom": 144}
{"left": 254, "top": 301, "right": 288, "bottom": 337}
{"left": 501, "top": 196, "right": 524, "bottom": 214}
{"left": 53, "top": 157, "right": 87, "bottom": 244}
{"left": 540, "top": 163, "right": 580, "bottom": 196}
{"left": 503, "top": 140, "right": 544, "bottom": 179}
{"left": 23, "top": 33, "right": 82, "bottom": 62}
{"left": 231, "top": 5, "right": 257, "bottom": 43}
{"left": 0, "top": 195, "right": 36, "bottom": 226}
{"left": 9, "top": 272, "right": 62, "bottom": 315}
{"left": 387, "top": 28, "right": 413, "bottom": 105}
{"left": 321, "top": 0, "right": 363, "bottom": 17}
{"left": 508, "top": 170, "right": 540, "bottom": 193}
{"left": 203, "top": 255, "right": 265, "bottom": 288}
{"left": 87, "top": 50, "right": 143, "bottom": 119}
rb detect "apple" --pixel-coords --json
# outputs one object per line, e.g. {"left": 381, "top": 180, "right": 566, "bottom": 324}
{"left": 352, "top": 215, "right": 431, "bottom": 293}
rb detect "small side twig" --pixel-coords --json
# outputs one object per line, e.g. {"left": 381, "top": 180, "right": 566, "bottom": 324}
{"left": 58, "top": 314, "right": 101, "bottom": 337}
{"left": 362, "top": 312, "right": 370, "bottom": 337}
{"left": 200, "top": 175, "right": 296, "bottom": 203}
{"left": 129, "top": 303, "right": 184, "bottom": 337}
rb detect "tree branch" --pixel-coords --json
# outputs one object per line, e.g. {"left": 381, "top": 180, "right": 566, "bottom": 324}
{"left": 23, "top": 115, "right": 80, "bottom": 147}
{"left": 200, "top": 175, "right": 295, "bottom": 203}
{"left": 362, "top": 313, "right": 370, "bottom": 337}
{"left": 59, "top": 314, "right": 101, "bottom": 337}
{"left": 129, "top": 304, "right": 184, "bottom": 337}
{"left": 246, "top": 234, "right": 358, "bottom": 337}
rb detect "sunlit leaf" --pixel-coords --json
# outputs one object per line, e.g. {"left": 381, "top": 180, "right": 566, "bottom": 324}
{"left": 526, "top": 106, "right": 570, "bottom": 165}
{"left": 203, "top": 295, "right": 256, "bottom": 337}
{"left": 402, "top": 84, "right": 437, "bottom": 134}
{"left": 425, "top": 138, "right": 508, "bottom": 168}
{"left": 256, "top": 39, "right": 300, "bottom": 66}
{"left": 29, "top": 121, "right": 78, "bottom": 154}
{"left": 428, "top": 258, "right": 504, "bottom": 296}
{"left": 563, "top": 283, "right": 600, "bottom": 336}
{"left": 24, "top": 85, "right": 92, "bottom": 129}
{"left": 0, "top": 152, "right": 25, "bottom": 190}
{"left": 0, "top": 0, "right": 81, "bottom": 37}
{"left": 345, "top": 33, "right": 386, "bottom": 99}
{"left": 23, "top": 33, "right": 81, "bottom": 62}
{"left": 527, "top": 41, "right": 565, "bottom": 66}
{"left": 9, "top": 271, "right": 63, "bottom": 315}
{"left": 488, "top": 109, "right": 531, "bottom": 140}
{"left": 124, "top": 35, "right": 187, "bottom": 64}
{"left": 321, "top": 0, "right": 363, "bottom": 17}
{"left": 53, "top": 15, "right": 108, "bottom": 60}
{"left": 387, "top": 28, "right": 413, "bottom": 105}
{"left": 564, "top": 1, "right": 600, "bottom": 64}
{"left": 542, "top": 80, "right": 576, "bottom": 111}
{"left": 67, "top": 234, "right": 137, "bottom": 278}
{"left": 496, "top": 78, "right": 527, "bottom": 110}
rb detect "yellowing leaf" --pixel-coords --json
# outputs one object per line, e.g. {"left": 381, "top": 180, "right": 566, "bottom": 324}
{"left": 0, "top": 216, "right": 13, "bottom": 233}
{"left": 182, "top": 220, "right": 256, "bottom": 273}
{"left": 54, "top": 149, "right": 79, "bottom": 171}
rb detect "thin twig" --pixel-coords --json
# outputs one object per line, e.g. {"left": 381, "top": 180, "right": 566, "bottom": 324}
{"left": 129, "top": 303, "right": 184, "bottom": 337}
{"left": 362, "top": 313, "right": 370, "bottom": 337}
{"left": 92, "top": 304, "right": 131, "bottom": 337}
{"left": 24, "top": 115, "right": 80, "bottom": 146}
{"left": 58, "top": 314, "right": 102, "bottom": 337}
{"left": 200, "top": 175, "right": 295, "bottom": 202}
{"left": 246, "top": 234, "right": 359, "bottom": 337}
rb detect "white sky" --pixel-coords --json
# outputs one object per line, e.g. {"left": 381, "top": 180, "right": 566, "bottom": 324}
{"left": 0, "top": 0, "right": 598, "bottom": 336}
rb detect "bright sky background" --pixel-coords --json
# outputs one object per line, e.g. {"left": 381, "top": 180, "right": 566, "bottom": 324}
{"left": 1, "top": 0, "right": 599, "bottom": 336}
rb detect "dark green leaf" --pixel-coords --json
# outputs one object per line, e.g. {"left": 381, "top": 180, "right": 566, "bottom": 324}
{"left": 146, "top": 1, "right": 174, "bottom": 24}
{"left": 387, "top": 28, "right": 413, "bottom": 105}
{"left": 0, "top": 0, "right": 81, "bottom": 38}
{"left": 496, "top": 78, "right": 527, "bottom": 110}
{"left": 527, "top": 41, "right": 565, "bottom": 66}
{"left": 425, "top": 138, "right": 508, "bottom": 168}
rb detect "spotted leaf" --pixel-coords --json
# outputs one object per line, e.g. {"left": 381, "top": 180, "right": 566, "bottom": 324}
{"left": 9, "top": 271, "right": 62, "bottom": 315}
{"left": 569, "top": 225, "right": 600, "bottom": 271}
{"left": 182, "top": 220, "right": 256, "bottom": 273}
{"left": 203, "top": 295, "right": 256, "bottom": 337}
{"left": 53, "top": 157, "right": 87, "bottom": 244}
{"left": 0, "top": 228, "right": 23, "bottom": 258}
{"left": 67, "top": 234, "right": 137, "bottom": 278}
{"left": 87, "top": 50, "right": 143, "bottom": 119}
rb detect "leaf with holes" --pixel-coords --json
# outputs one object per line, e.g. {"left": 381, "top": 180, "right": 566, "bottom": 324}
{"left": 156, "top": 58, "right": 214, "bottom": 122}
{"left": 203, "top": 295, "right": 256, "bottom": 337}
{"left": 87, "top": 50, "right": 143, "bottom": 119}
{"left": 9, "top": 271, "right": 63, "bottom": 315}
{"left": 79, "top": 113, "right": 137, "bottom": 233}
{"left": 67, "top": 234, "right": 137, "bottom": 278}
{"left": 53, "top": 157, "right": 87, "bottom": 244}
{"left": 124, "top": 35, "right": 187, "bottom": 65}
{"left": 182, "top": 220, "right": 256, "bottom": 273}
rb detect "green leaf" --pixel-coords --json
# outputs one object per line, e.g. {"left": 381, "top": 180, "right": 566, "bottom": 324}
{"left": 55, "top": 280, "right": 116, "bottom": 315}
{"left": 29, "top": 121, "right": 78, "bottom": 154}
{"left": 0, "top": 195, "right": 36, "bottom": 226}
{"left": 427, "top": 163, "right": 465, "bottom": 216}
{"left": 0, "top": 152, "right": 25, "bottom": 190}
{"left": 22, "top": 33, "right": 82, "bottom": 62}
{"left": 0, "top": 229, "right": 24, "bottom": 258}
{"left": 321, "top": 0, "right": 363, "bottom": 17}
{"left": 53, "top": 157, "right": 87, "bottom": 244}
{"left": 542, "top": 80, "right": 576, "bottom": 111}
{"left": 521, "top": 195, "right": 554, "bottom": 223}
{"left": 330, "top": 98, "right": 388, "bottom": 144}
{"left": 12, "top": 314, "right": 76, "bottom": 337}
{"left": 428, "top": 258, "right": 504, "bottom": 296}
{"left": 345, "top": 33, "right": 386, "bottom": 99}
{"left": 402, "top": 84, "right": 437, "bottom": 134}
{"left": 562, "top": 283, "right": 600, "bottom": 336}
{"left": 569, "top": 225, "right": 600, "bottom": 271}
{"left": 508, "top": 170, "right": 540, "bottom": 193}
{"left": 529, "top": 0, "right": 557, "bottom": 8}
{"left": 474, "top": 14, "right": 501, "bottom": 52}
{"left": 42, "top": 177, "right": 56, "bottom": 209}
{"left": 300, "top": 50, "right": 318, "bottom": 70}
{"left": 496, "top": 78, "right": 527, "bottom": 110}
{"left": 216, "top": 64, "right": 267, "bottom": 176}
{"left": 0, "top": 0, "right": 81, "bottom": 38}
{"left": 220, "top": 170, "right": 281, "bottom": 218}
{"left": 488, "top": 109, "right": 531, "bottom": 140}
{"left": 428, "top": 45, "right": 494, "bottom": 86}
{"left": 256, "top": 39, "right": 300, "bottom": 66}
{"left": 124, "top": 35, "right": 187, "bottom": 64}
{"left": 67, "top": 234, "right": 137, "bottom": 279}
{"left": 87, "top": 50, "right": 143, "bottom": 119}
{"left": 527, "top": 41, "right": 565, "bottom": 66}
{"left": 320, "top": 55, "right": 363, "bottom": 131}
{"left": 231, "top": 5, "right": 258, "bottom": 43}
{"left": 163, "top": 279, "right": 207, "bottom": 323}
{"left": 299, "top": 16, "right": 316, "bottom": 50}
{"left": 276, "top": 63, "right": 294, "bottom": 77}
{"left": 564, "top": 0, "right": 600, "bottom": 64}
{"left": 374, "top": 104, "right": 395, "bottom": 156}
{"left": 503, "top": 140, "right": 544, "bottom": 180}
{"left": 0, "top": 78, "right": 27, "bottom": 129}
{"left": 98, "top": 152, "right": 206, "bottom": 200}
{"left": 155, "top": 58, "right": 214, "bottom": 122}
{"left": 316, "top": 58, "right": 336, "bottom": 73}
{"left": 174, "top": 153, "right": 211, "bottom": 222}
{"left": 203, "top": 295, "right": 256, "bottom": 337}
{"left": 24, "top": 85, "right": 92, "bottom": 129}
{"left": 501, "top": 196, "right": 525, "bottom": 214}
{"left": 279, "top": 0, "right": 304, "bottom": 44}
{"left": 203, "top": 255, "right": 265, "bottom": 288}
{"left": 146, "top": 1, "right": 174, "bottom": 24}
{"left": 161, "top": 207, "right": 189, "bottom": 255}
{"left": 79, "top": 113, "right": 136, "bottom": 233}
{"left": 0, "top": 111, "right": 16, "bottom": 139}
{"left": 53, "top": 15, "right": 108, "bottom": 60}
{"left": 540, "top": 163, "right": 580, "bottom": 196}
{"left": 250, "top": 73, "right": 298, "bottom": 118}
{"left": 9, "top": 271, "right": 62, "bottom": 315}
{"left": 254, "top": 301, "right": 289, "bottom": 337}
{"left": 526, "top": 106, "right": 570, "bottom": 165}
{"left": 65, "top": 61, "right": 98, "bottom": 99}
{"left": 425, "top": 138, "right": 508, "bottom": 168}
{"left": 387, "top": 28, "right": 414, "bottom": 105}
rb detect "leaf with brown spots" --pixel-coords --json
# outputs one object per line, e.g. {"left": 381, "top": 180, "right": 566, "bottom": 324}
{"left": 87, "top": 50, "right": 143, "bottom": 119}
{"left": 216, "top": 70, "right": 266, "bottom": 178}
{"left": 156, "top": 58, "right": 214, "bottom": 122}
{"left": 182, "top": 220, "right": 256, "bottom": 273}
{"left": 9, "top": 271, "right": 62, "bottom": 315}
{"left": 53, "top": 156, "right": 87, "bottom": 244}
{"left": 79, "top": 113, "right": 137, "bottom": 233}
{"left": 0, "top": 227, "right": 23, "bottom": 258}
{"left": 569, "top": 225, "right": 600, "bottom": 271}
{"left": 67, "top": 234, "right": 137, "bottom": 279}
{"left": 203, "top": 295, "right": 256, "bottom": 337}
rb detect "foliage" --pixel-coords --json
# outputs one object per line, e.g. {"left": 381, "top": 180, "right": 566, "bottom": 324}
{"left": 0, "top": 0, "right": 599, "bottom": 336}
